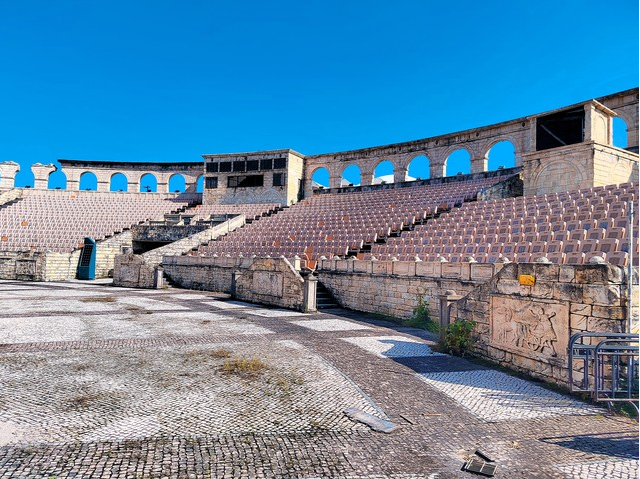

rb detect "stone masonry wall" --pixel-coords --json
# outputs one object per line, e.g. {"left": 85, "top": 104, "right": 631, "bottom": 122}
{"left": 453, "top": 262, "right": 630, "bottom": 386}
{"left": 0, "top": 230, "right": 132, "bottom": 282}
{"left": 159, "top": 256, "right": 307, "bottom": 310}
{"left": 161, "top": 255, "right": 253, "bottom": 292}
{"left": 234, "top": 257, "right": 305, "bottom": 310}
{"left": 0, "top": 252, "right": 45, "bottom": 280}
{"left": 113, "top": 254, "right": 156, "bottom": 288}
{"left": 316, "top": 259, "right": 503, "bottom": 320}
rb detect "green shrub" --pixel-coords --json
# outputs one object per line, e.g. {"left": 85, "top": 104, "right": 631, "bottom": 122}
{"left": 442, "top": 319, "right": 476, "bottom": 356}
{"left": 407, "top": 292, "right": 439, "bottom": 333}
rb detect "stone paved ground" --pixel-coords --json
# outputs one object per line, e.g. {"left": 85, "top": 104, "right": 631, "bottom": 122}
{"left": 0, "top": 280, "right": 637, "bottom": 479}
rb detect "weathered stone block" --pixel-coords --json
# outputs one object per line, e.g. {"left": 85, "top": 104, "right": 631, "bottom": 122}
{"left": 470, "top": 263, "right": 495, "bottom": 281}
{"left": 497, "top": 279, "right": 529, "bottom": 296}
{"left": 441, "top": 263, "right": 462, "bottom": 279}
{"left": 570, "top": 314, "right": 588, "bottom": 331}
{"left": 559, "top": 266, "right": 575, "bottom": 283}
{"left": 575, "top": 265, "right": 608, "bottom": 284}
{"left": 591, "top": 305, "right": 625, "bottom": 320}
{"left": 553, "top": 283, "right": 583, "bottom": 302}
{"left": 583, "top": 284, "right": 621, "bottom": 306}
{"left": 587, "top": 317, "right": 624, "bottom": 333}
{"left": 531, "top": 281, "right": 553, "bottom": 299}
{"left": 570, "top": 303, "right": 592, "bottom": 315}
{"left": 415, "top": 261, "right": 440, "bottom": 277}
{"left": 534, "top": 263, "right": 560, "bottom": 282}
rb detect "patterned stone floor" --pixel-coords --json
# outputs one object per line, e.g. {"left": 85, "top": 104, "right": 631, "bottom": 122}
{"left": 0, "top": 279, "right": 637, "bottom": 478}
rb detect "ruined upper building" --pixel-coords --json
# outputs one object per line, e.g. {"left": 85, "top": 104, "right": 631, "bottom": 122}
{"left": 0, "top": 88, "right": 637, "bottom": 203}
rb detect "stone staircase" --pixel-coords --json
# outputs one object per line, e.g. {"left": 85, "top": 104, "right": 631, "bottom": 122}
{"left": 316, "top": 281, "right": 339, "bottom": 309}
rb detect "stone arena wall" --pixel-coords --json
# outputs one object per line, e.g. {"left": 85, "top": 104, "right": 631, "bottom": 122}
{"left": 316, "top": 259, "right": 503, "bottom": 320}
{"left": 156, "top": 255, "right": 309, "bottom": 310}
{"left": 453, "top": 262, "right": 631, "bottom": 385}
{"left": 315, "top": 259, "right": 633, "bottom": 386}
{"left": 0, "top": 230, "right": 132, "bottom": 281}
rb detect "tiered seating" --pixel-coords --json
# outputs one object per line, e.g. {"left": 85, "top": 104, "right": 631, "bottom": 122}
{"left": 0, "top": 189, "right": 192, "bottom": 252}
{"left": 187, "top": 203, "right": 281, "bottom": 222}
{"left": 196, "top": 176, "right": 508, "bottom": 264}
{"left": 369, "top": 183, "right": 638, "bottom": 266}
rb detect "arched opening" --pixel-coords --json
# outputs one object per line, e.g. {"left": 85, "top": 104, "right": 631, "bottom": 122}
{"left": 48, "top": 170, "right": 67, "bottom": 190}
{"left": 139, "top": 173, "right": 158, "bottom": 193}
{"left": 613, "top": 117, "right": 628, "bottom": 149}
{"left": 169, "top": 174, "right": 186, "bottom": 193}
{"left": 373, "top": 160, "right": 394, "bottom": 184}
{"left": 14, "top": 168, "right": 35, "bottom": 188}
{"left": 79, "top": 172, "right": 98, "bottom": 191}
{"left": 445, "top": 149, "right": 471, "bottom": 176}
{"left": 311, "top": 168, "right": 329, "bottom": 189}
{"left": 341, "top": 164, "right": 361, "bottom": 187}
{"left": 487, "top": 140, "right": 516, "bottom": 171}
{"left": 196, "top": 175, "right": 204, "bottom": 193}
{"left": 407, "top": 155, "right": 430, "bottom": 180}
{"left": 110, "top": 173, "right": 128, "bottom": 192}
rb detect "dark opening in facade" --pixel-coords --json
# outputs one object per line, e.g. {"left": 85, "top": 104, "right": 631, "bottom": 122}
{"left": 536, "top": 107, "right": 585, "bottom": 151}
{"left": 228, "top": 175, "right": 264, "bottom": 188}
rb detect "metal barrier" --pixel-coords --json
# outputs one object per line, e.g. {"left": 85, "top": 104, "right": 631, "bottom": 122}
{"left": 569, "top": 332, "right": 639, "bottom": 413}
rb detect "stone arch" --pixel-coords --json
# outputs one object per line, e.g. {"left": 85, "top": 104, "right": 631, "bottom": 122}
{"left": 48, "top": 170, "right": 67, "bottom": 189}
{"left": 613, "top": 117, "right": 628, "bottom": 149}
{"left": 196, "top": 175, "right": 204, "bottom": 193}
{"left": 373, "top": 160, "right": 394, "bottom": 184}
{"left": 407, "top": 155, "right": 430, "bottom": 180}
{"left": 169, "top": 173, "right": 186, "bottom": 193}
{"left": 110, "top": 172, "right": 128, "bottom": 192}
{"left": 15, "top": 167, "right": 34, "bottom": 188}
{"left": 311, "top": 167, "right": 330, "bottom": 188}
{"left": 341, "top": 164, "right": 361, "bottom": 187}
{"left": 486, "top": 140, "right": 516, "bottom": 171}
{"left": 79, "top": 171, "right": 98, "bottom": 191}
{"left": 445, "top": 149, "right": 471, "bottom": 176}
{"left": 139, "top": 173, "right": 158, "bottom": 193}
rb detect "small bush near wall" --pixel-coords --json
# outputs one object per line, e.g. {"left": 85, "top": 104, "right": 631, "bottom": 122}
{"left": 407, "top": 292, "right": 439, "bottom": 333}
{"left": 442, "top": 319, "right": 477, "bottom": 356}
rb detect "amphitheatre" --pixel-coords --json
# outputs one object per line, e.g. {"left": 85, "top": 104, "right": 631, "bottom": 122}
{"left": 0, "top": 88, "right": 638, "bottom": 478}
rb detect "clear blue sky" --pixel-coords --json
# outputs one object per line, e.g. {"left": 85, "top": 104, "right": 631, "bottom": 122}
{"left": 1, "top": 1, "right": 638, "bottom": 188}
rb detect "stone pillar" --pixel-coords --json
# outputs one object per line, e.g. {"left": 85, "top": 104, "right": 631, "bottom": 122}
{"left": 394, "top": 166, "right": 408, "bottom": 184}
{"left": 361, "top": 170, "right": 374, "bottom": 186}
{"left": 329, "top": 175, "right": 341, "bottom": 190}
{"left": 0, "top": 161, "right": 20, "bottom": 189}
{"left": 64, "top": 168, "right": 81, "bottom": 191}
{"left": 31, "top": 163, "right": 56, "bottom": 190}
{"left": 184, "top": 174, "right": 200, "bottom": 193}
{"left": 303, "top": 274, "right": 318, "bottom": 313}
{"left": 430, "top": 162, "right": 446, "bottom": 179}
{"left": 153, "top": 266, "right": 164, "bottom": 289}
{"left": 156, "top": 173, "right": 170, "bottom": 193}
{"left": 95, "top": 171, "right": 111, "bottom": 192}
{"left": 438, "top": 290, "right": 463, "bottom": 339}
{"left": 231, "top": 270, "right": 241, "bottom": 298}
{"left": 470, "top": 155, "right": 487, "bottom": 174}
{"left": 303, "top": 178, "right": 314, "bottom": 198}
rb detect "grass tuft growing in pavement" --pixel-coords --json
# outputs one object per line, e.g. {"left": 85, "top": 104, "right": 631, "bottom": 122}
{"left": 221, "top": 356, "right": 269, "bottom": 378}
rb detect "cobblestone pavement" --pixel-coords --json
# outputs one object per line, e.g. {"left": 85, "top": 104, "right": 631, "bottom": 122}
{"left": 0, "top": 280, "right": 637, "bottom": 478}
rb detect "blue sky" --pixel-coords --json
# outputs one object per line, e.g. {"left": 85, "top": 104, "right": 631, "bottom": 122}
{"left": 0, "top": 1, "right": 638, "bottom": 189}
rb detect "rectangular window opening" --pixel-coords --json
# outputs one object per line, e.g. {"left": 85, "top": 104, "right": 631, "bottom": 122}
{"left": 228, "top": 175, "right": 264, "bottom": 188}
